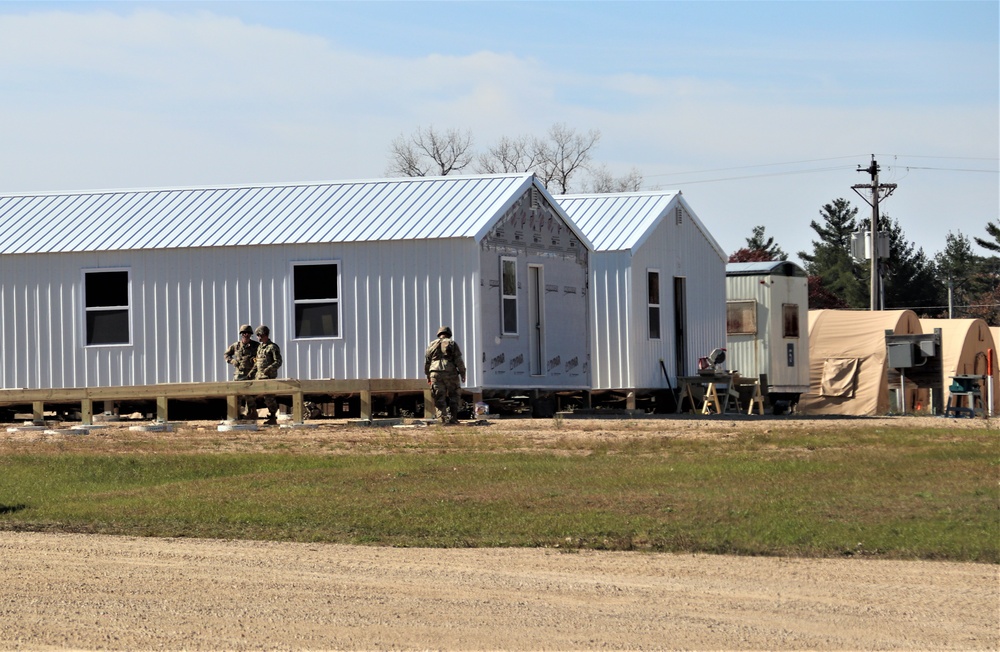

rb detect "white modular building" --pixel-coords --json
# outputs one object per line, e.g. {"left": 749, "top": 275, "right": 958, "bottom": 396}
{"left": 557, "top": 190, "right": 727, "bottom": 401}
{"left": 0, "top": 174, "right": 593, "bottom": 398}
{"left": 725, "top": 261, "right": 810, "bottom": 408}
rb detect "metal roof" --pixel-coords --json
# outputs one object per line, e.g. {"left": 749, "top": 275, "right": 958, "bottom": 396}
{"left": 0, "top": 173, "right": 566, "bottom": 254}
{"left": 556, "top": 190, "right": 724, "bottom": 257}
{"left": 726, "top": 261, "right": 806, "bottom": 277}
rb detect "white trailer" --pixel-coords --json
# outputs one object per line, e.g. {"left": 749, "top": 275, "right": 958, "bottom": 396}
{"left": 725, "top": 261, "right": 810, "bottom": 411}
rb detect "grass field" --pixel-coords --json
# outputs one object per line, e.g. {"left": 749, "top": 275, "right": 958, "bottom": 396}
{"left": 1, "top": 419, "right": 997, "bottom": 562}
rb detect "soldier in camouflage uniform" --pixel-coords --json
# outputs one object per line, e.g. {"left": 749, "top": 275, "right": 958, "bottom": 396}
{"left": 224, "top": 324, "right": 258, "bottom": 418}
{"left": 253, "top": 324, "right": 283, "bottom": 425}
{"left": 424, "top": 325, "right": 466, "bottom": 424}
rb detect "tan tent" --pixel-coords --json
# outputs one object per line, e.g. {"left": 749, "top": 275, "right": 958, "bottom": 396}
{"left": 920, "top": 318, "right": 998, "bottom": 415}
{"left": 799, "top": 310, "right": 922, "bottom": 416}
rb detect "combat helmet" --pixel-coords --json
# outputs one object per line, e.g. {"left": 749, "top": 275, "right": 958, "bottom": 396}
{"left": 239, "top": 324, "right": 253, "bottom": 335}
{"left": 255, "top": 325, "right": 270, "bottom": 337}
{"left": 437, "top": 325, "right": 452, "bottom": 337}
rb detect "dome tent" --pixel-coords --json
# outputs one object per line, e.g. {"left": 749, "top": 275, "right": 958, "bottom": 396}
{"left": 920, "top": 318, "right": 998, "bottom": 416}
{"left": 799, "top": 310, "right": 922, "bottom": 416}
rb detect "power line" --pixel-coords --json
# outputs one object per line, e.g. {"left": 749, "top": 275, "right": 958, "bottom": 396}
{"left": 880, "top": 154, "right": 999, "bottom": 162}
{"left": 644, "top": 155, "right": 864, "bottom": 179}
{"left": 650, "top": 164, "right": 853, "bottom": 185}
{"left": 888, "top": 166, "right": 998, "bottom": 173}
{"left": 645, "top": 153, "right": 997, "bottom": 186}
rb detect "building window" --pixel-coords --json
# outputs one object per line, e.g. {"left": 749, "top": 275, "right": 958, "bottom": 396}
{"left": 293, "top": 262, "right": 340, "bottom": 338}
{"left": 501, "top": 257, "right": 518, "bottom": 334}
{"left": 783, "top": 303, "right": 800, "bottom": 338}
{"left": 726, "top": 300, "right": 757, "bottom": 335}
{"left": 647, "top": 270, "right": 661, "bottom": 339}
{"left": 85, "top": 270, "right": 130, "bottom": 345}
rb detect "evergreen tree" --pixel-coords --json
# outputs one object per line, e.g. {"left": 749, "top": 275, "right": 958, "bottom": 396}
{"left": 868, "top": 214, "right": 943, "bottom": 314}
{"left": 973, "top": 220, "right": 1000, "bottom": 254}
{"left": 798, "top": 198, "right": 866, "bottom": 308}
{"left": 933, "top": 231, "right": 986, "bottom": 318}
{"left": 972, "top": 221, "right": 1000, "bottom": 322}
{"left": 743, "top": 225, "right": 788, "bottom": 261}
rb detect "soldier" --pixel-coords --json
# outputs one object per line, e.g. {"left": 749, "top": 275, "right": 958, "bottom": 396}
{"left": 424, "top": 325, "right": 466, "bottom": 424}
{"left": 223, "top": 324, "right": 258, "bottom": 418}
{"left": 253, "top": 324, "right": 283, "bottom": 425}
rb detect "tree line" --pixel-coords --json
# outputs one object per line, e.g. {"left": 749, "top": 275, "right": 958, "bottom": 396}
{"left": 386, "top": 124, "right": 642, "bottom": 193}
{"left": 730, "top": 206, "right": 1000, "bottom": 324}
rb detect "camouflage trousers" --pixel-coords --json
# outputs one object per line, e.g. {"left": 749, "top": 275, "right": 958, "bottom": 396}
{"left": 243, "top": 394, "right": 278, "bottom": 419}
{"left": 429, "top": 371, "right": 462, "bottom": 423}
{"left": 233, "top": 372, "right": 255, "bottom": 418}
{"left": 249, "top": 371, "right": 279, "bottom": 419}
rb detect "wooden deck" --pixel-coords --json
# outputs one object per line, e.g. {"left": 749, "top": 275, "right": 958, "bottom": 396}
{"left": 0, "top": 378, "right": 433, "bottom": 424}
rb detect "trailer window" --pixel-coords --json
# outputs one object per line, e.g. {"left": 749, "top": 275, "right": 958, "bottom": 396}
{"left": 501, "top": 257, "right": 518, "bottom": 335}
{"left": 85, "top": 270, "right": 131, "bottom": 345}
{"left": 293, "top": 262, "right": 340, "bottom": 338}
{"left": 783, "top": 303, "right": 800, "bottom": 338}
{"left": 647, "top": 270, "right": 661, "bottom": 339}
{"left": 726, "top": 300, "right": 756, "bottom": 335}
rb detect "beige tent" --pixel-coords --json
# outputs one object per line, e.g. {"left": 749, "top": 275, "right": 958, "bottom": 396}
{"left": 920, "top": 318, "right": 998, "bottom": 415}
{"left": 799, "top": 310, "right": 922, "bottom": 416}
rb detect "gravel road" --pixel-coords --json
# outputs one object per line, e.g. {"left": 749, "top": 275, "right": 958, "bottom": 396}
{"left": 1, "top": 531, "right": 996, "bottom": 650}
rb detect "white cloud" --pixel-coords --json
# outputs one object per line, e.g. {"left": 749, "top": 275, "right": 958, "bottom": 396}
{"left": 0, "top": 6, "right": 995, "bottom": 264}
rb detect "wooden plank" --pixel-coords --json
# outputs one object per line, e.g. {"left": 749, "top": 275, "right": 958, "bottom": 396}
{"left": 156, "top": 396, "right": 169, "bottom": 422}
{"left": 226, "top": 395, "right": 239, "bottom": 421}
{"left": 292, "top": 392, "right": 304, "bottom": 424}
{"left": 423, "top": 388, "right": 434, "bottom": 418}
{"left": 360, "top": 390, "right": 372, "bottom": 421}
{"left": 81, "top": 399, "right": 93, "bottom": 426}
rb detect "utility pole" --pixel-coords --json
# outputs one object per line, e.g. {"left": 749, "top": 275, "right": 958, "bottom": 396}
{"left": 853, "top": 156, "right": 897, "bottom": 310}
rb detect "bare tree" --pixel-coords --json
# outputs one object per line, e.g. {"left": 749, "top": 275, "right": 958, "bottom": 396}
{"left": 536, "top": 124, "right": 601, "bottom": 194}
{"left": 475, "top": 135, "right": 542, "bottom": 174}
{"left": 586, "top": 165, "right": 644, "bottom": 193}
{"left": 386, "top": 126, "right": 475, "bottom": 177}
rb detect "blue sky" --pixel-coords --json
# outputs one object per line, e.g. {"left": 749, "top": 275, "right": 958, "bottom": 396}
{"left": 1, "top": 1, "right": 997, "bottom": 263}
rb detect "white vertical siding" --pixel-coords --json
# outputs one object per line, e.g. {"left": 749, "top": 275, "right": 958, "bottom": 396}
{"left": 589, "top": 252, "right": 632, "bottom": 389}
{"left": 0, "top": 240, "right": 482, "bottom": 390}
{"left": 588, "top": 203, "right": 725, "bottom": 390}
{"left": 632, "top": 202, "right": 725, "bottom": 388}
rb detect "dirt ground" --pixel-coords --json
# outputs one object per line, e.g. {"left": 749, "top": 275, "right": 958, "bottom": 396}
{"left": 1, "top": 414, "right": 998, "bottom": 651}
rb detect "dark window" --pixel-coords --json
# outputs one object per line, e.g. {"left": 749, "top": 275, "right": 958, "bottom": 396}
{"left": 726, "top": 300, "right": 756, "bottom": 335}
{"left": 783, "top": 303, "right": 800, "bottom": 338}
{"left": 293, "top": 263, "right": 340, "bottom": 338}
{"left": 85, "top": 270, "right": 130, "bottom": 345}
{"left": 501, "top": 257, "right": 518, "bottom": 335}
{"left": 647, "top": 270, "right": 660, "bottom": 339}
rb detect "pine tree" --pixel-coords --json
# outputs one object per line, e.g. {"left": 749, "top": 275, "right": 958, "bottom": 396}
{"left": 743, "top": 225, "right": 788, "bottom": 261}
{"left": 933, "top": 232, "right": 986, "bottom": 318}
{"left": 973, "top": 221, "right": 1000, "bottom": 254}
{"left": 798, "top": 198, "right": 866, "bottom": 308}
{"left": 875, "top": 214, "right": 942, "bottom": 313}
